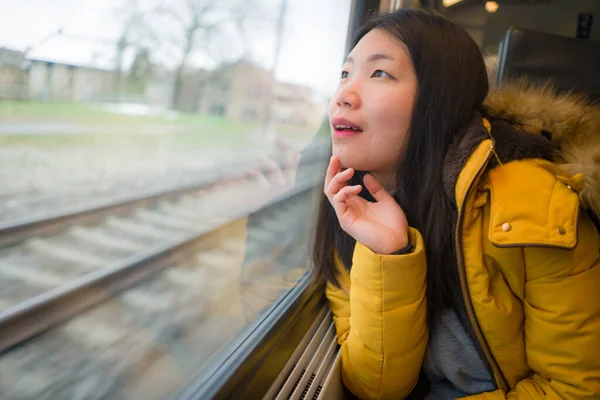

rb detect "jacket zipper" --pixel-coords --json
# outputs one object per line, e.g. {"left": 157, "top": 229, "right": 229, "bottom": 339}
{"left": 454, "top": 144, "right": 510, "bottom": 393}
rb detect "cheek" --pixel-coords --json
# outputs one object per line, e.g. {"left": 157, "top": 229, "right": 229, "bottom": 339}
{"left": 378, "top": 93, "right": 413, "bottom": 126}
{"left": 368, "top": 93, "right": 413, "bottom": 147}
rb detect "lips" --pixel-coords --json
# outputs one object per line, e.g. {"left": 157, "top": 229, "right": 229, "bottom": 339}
{"left": 331, "top": 117, "right": 363, "bottom": 139}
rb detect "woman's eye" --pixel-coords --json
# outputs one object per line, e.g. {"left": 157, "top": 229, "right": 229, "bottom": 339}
{"left": 372, "top": 70, "right": 392, "bottom": 78}
{"left": 340, "top": 70, "right": 349, "bottom": 79}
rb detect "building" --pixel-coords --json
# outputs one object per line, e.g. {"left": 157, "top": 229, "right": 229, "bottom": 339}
{"left": 0, "top": 43, "right": 324, "bottom": 129}
{"left": 26, "top": 59, "right": 116, "bottom": 102}
{"left": 197, "top": 60, "right": 273, "bottom": 122}
{"left": 196, "top": 60, "right": 324, "bottom": 129}
{"left": 0, "top": 48, "right": 29, "bottom": 99}
{"left": 274, "top": 82, "right": 316, "bottom": 128}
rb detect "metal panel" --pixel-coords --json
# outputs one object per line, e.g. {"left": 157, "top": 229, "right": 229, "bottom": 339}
{"left": 264, "top": 305, "right": 343, "bottom": 400}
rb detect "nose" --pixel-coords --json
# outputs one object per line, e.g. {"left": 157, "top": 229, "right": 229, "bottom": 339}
{"left": 335, "top": 83, "right": 361, "bottom": 110}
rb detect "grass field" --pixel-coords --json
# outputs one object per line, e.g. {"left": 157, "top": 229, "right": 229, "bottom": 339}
{"left": 0, "top": 100, "right": 221, "bottom": 125}
{"left": 0, "top": 100, "right": 321, "bottom": 149}
{"left": 0, "top": 100, "right": 262, "bottom": 148}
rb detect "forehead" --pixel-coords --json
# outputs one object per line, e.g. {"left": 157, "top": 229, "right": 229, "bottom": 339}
{"left": 347, "top": 29, "right": 411, "bottom": 64}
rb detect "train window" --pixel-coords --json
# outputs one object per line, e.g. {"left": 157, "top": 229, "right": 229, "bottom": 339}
{"left": 5, "top": 0, "right": 596, "bottom": 398}
{"left": 0, "top": 0, "right": 350, "bottom": 398}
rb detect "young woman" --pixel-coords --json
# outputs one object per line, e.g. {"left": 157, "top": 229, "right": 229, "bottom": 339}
{"left": 312, "top": 8, "right": 600, "bottom": 400}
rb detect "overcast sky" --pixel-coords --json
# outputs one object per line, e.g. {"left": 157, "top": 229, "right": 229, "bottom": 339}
{"left": 0, "top": 0, "right": 351, "bottom": 96}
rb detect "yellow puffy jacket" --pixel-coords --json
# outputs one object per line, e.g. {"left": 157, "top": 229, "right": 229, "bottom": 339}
{"left": 326, "top": 84, "right": 600, "bottom": 399}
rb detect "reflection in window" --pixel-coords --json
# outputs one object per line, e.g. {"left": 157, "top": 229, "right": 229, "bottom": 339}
{"left": 0, "top": 0, "right": 350, "bottom": 397}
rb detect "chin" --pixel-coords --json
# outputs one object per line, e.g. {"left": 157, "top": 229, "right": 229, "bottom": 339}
{"left": 332, "top": 145, "right": 374, "bottom": 171}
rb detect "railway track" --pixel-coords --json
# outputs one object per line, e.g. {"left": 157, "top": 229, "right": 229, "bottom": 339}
{"left": 0, "top": 156, "right": 324, "bottom": 399}
{"left": 0, "top": 171, "right": 206, "bottom": 222}
{"left": 0, "top": 159, "right": 257, "bottom": 249}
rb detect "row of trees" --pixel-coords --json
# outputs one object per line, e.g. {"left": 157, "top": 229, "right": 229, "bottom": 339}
{"left": 111, "top": 0, "right": 275, "bottom": 109}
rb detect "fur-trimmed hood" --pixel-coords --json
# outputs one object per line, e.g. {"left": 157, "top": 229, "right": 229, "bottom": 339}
{"left": 483, "top": 81, "right": 600, "bottom": 214}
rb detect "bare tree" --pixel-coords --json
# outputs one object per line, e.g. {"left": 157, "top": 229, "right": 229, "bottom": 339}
{"left": 112, "top": 0, "right": 163, "bottom": 92}
{"left": 151, "top": 0, "right": 268, "bottom": 110}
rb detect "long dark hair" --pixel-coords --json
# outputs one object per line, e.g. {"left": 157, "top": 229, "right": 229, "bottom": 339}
{"left": 312, "top": 9, "right": 489, "bottom": 324}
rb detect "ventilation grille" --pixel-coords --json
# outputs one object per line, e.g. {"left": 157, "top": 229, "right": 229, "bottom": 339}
{"left": 263, "top": 306, "right": 341, "bottom": 400}
{"left": 312, "top": 385, "right": 322, "bottom": 399}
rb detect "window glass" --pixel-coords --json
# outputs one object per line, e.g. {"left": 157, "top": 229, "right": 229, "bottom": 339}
{"left": 0, "top": 0, "right": 350, "bottom": 398}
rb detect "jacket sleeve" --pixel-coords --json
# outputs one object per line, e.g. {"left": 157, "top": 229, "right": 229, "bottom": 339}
{"left": 462, "top": 214, "right": 600, "bottom": 399}
{"left": 325, "top": 227, "right": 428, "bottom": 400}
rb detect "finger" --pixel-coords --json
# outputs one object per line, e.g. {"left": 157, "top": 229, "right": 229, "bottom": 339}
{"left": 247, "top": 168, "right": 261, "bottom": 179}
{"left": 325, "top": 167, "right": 355, "bottom": 198}
{"left": 281, "top": 157, "right": 298, "bottom": 188}
{"left": 247, "top": 168, "right": 271, "bottom": 188}
{"left": 261, "top": 156, "right": 285, "bottom": 186}
{"left": 247, "top": 168, "right": 264, "bottom": 181}
{"left": 285, "top": 153, "right": 301, "bottom": 169}
{"left": 261, "top": 155, "right": 279, "bottom": 171}
{"left": 363, "top": 173, "right": 391, "bottom": 202}
{"left": 283, "top": 153, "right": 300, "bottom": 186}
{"left": 324, "top": 156, "right": 338, "bottom": 191}
{"left": 332, "top": 185, "right": 362, "bottom": 205}
{"left": 330, "top": 185, "right": 357, "bottom": 218}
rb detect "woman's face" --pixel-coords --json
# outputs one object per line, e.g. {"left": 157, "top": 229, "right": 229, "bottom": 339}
{"left": 328, "top": 29, "right": 417, "bottom": 184}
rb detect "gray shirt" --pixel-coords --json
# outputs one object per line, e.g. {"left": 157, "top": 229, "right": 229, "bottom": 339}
{"left": 422, "top": 309, "right": 496, "bottom": 399}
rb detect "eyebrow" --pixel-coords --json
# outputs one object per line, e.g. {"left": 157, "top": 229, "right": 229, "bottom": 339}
{"left": 345, "top": 53, "right": 395, "bottom": 63}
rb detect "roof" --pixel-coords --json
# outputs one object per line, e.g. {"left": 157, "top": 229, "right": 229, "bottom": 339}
{"left": 24, "top": 34, "right": 127, "bottom": 71}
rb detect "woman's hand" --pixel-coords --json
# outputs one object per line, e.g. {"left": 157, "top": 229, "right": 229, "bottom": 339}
{"left": 324, "top": 156, "right": 409, "bottom": 255}
{"left": 247, "top": 138, "right": 301, "bottom": 194}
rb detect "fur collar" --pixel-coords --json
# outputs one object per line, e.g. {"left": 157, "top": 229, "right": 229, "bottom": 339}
{"left": 443, "top": 81, "right": 600, "bottom": 214}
